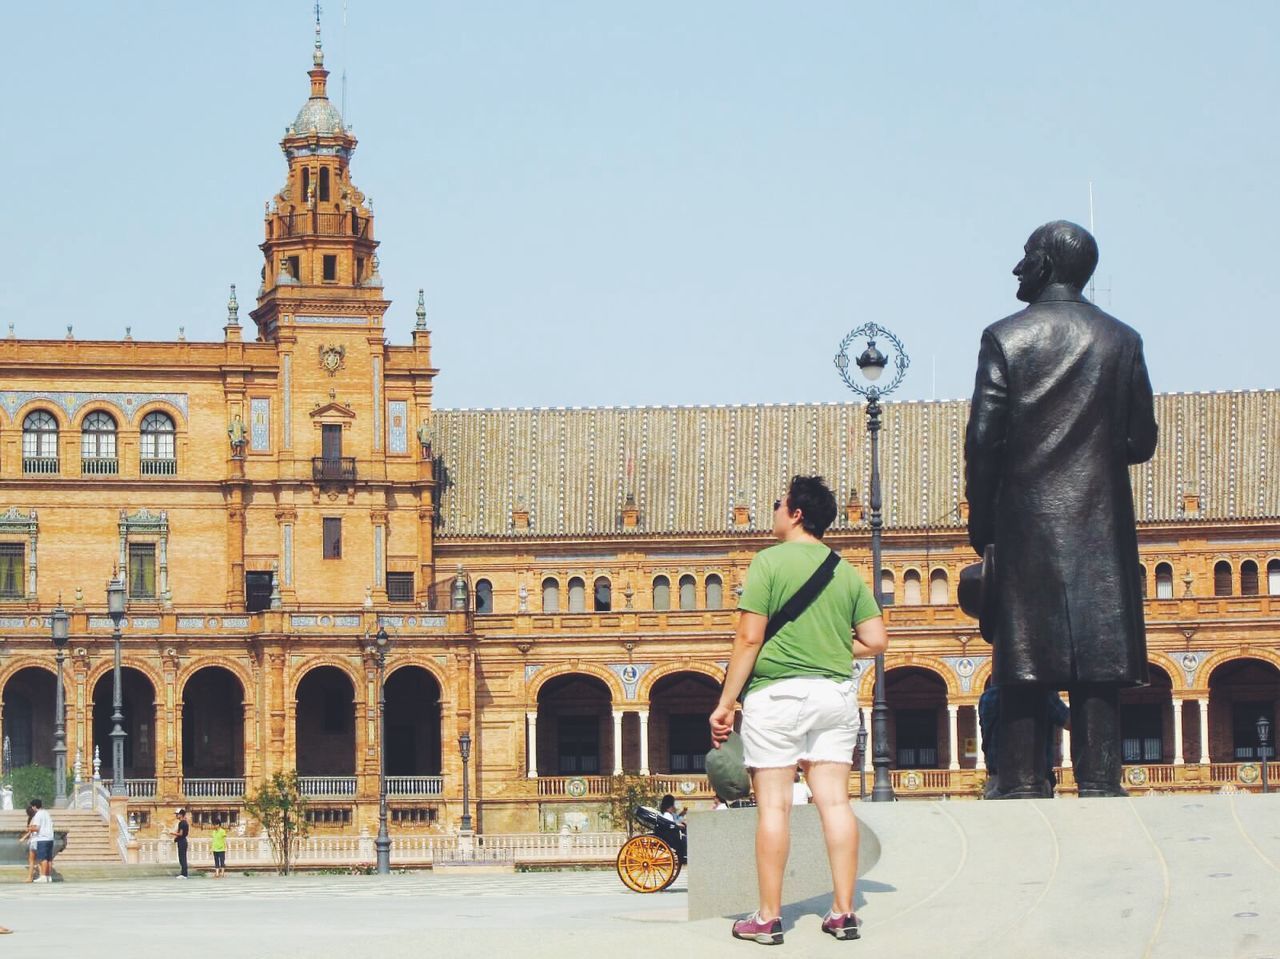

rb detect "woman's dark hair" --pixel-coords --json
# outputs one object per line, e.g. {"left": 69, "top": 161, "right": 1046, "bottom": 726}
{"left": 212, "top": 813, "right": 223, "bottom": 827}
{"left": 659, "top": 794, "right": 676, "bottom": 812}
{"left": 786, "top": 475, "right": 838, "bottom": 538}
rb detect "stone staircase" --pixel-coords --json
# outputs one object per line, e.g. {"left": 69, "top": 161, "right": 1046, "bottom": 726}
{"left": 0, "top": 808, "right": 121, "bottom": 863}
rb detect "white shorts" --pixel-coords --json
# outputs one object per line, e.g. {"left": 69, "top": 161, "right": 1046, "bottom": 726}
{"left": 741, "top": 676, "right": 860, "bottom": 769}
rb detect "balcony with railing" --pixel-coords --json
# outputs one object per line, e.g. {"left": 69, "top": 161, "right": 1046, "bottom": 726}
{"left": 300, "top": 776, "right": 357, "bottom": 798}
{"left": 81, "top": 457, "right": 119, "bottom": 476}
{"left": 181, "top": 777, "right": 247, "bottom": 799}
{"left": 126, "top": 778, "right": 157, "bottom": 799}
{"left": 277, "top": 211, "right": 371, "bottom": 239}
{"left": 140, "top": 458, "right": 177, "bottom": 476}
{"left": 312, "top": 457, "right": 356, "bottom": 483}
{"left": 22, "top": 457, "right": 58, "bottom": 475}
{"left": 386, "top": 776, "right": 444, "bottom": 797}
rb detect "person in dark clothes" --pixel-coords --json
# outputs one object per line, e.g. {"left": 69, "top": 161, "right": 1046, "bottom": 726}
{"left": 979, "top": 687, "right": 1070, "bottom": 798}
{"left": 169, "top": 807, "right": 190, "bottom": 878}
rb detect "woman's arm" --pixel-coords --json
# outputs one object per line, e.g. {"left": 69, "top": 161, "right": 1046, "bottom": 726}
{"left": 709, "top": 610, "right": 767, "bottom": 745}
{"left": 852, "top": 616, "right": 888, "bottom": 658}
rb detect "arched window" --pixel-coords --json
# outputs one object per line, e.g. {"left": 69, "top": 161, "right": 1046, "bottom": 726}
{"left": 705, "top": 574, "right": 723, "bottom": 610}
{"left": 302, "top": 167, "right": 311, "bottom": 202}
{"left": 1138, "top": 564, "right": 1148, "bottom": 599}
{"left": 679, "top": 575, "right": 697, "bottom": 610}
{"left": 475, "top": 579, "right": 493, "bottom": 615}
{"left": 318, "top": 167, "right": 331, "bottom": 202}
{"left": 541, "top": 577, "right": 560, "bottom": 613}
{"left": 140, "top": 411, "right": 176, "bottom": 475}
{"left": 1213, "top": 561, "right": 1233, "bottom": 597}
{"left": 929, "top": 569, "right": 949, "bottom": 605}
{"left": 593, "top": 577, "right": 611, "bottom": 612}
{"left": 1269, "top": 560, "right": 1280, "bottom": 596}
{"left": 1155, "top": 563, "right": 1174, "bottom": 600}
{"left": 22, "top": 410, "right": 59, "bottom": 473}
{"left": 880, "top": 570, "right": 896, "bottom": 607}
{"left": 1240, "top": 561, "right": 1260, "bottom": 597}
{"left": 567, "top": 577, "right": 586, "bottom": 613}
{"left": 652, "top": 576, "right": 670, "bottom": 611}
{"left": 902, "top": 570, "right": 923, "bottom": 606}
{"left": 81, "top": 411, "right": 117, "bottom": 460}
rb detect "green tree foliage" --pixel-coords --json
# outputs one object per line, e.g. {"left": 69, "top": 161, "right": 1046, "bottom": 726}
{"left": 3, "top": 765, "right": 55, "bottom": 808}
{"left": 242, "top": 771, "right": 310, "bottom": 874}
{"left": 606, "top": 774, "right": 664, "bottom": 837}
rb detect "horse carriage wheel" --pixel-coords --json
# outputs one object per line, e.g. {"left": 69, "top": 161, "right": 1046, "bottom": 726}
{"left": 616, "top": 834, "right": 681, "bottom": 893}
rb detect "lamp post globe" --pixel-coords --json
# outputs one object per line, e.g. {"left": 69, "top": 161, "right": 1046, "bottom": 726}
{"left": 50, "top": 603, "right": 70, "bottom": 808}
{"left": 374, "top": 626, "right": 392, "bottom": 874}
{"left": 834, "top": 322, "right": 910, "bottom": 803}
{"left": 105, "top": 572, "right": 128, "bottom": 798}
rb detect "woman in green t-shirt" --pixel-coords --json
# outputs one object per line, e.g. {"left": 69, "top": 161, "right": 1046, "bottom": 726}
{"left": 710, "top": 475, "right": 888, "bottom": 946}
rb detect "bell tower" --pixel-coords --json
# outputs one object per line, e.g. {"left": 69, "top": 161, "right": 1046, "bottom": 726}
{"left": 250, "top": 13, "right": 388, "bottom": 338}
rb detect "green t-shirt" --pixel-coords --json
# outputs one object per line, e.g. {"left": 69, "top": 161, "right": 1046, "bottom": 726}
{"left": 738, "top": 541, "right": 881, "bottom": 696}
{"left": 211, "top": 827, "right": 227, "bottom": 853}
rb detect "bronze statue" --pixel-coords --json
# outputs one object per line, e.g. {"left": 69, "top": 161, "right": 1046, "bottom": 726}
{"left": 964, "top": 221, "right": 1158, "bottom": 798}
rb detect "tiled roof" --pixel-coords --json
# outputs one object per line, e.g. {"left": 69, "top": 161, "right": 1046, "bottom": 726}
{"left": 431, "top": 391, "right": 1280, "bottom": 538}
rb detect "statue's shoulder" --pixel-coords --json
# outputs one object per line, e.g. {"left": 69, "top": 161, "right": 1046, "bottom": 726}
{"left": 984, "top": 306, "right": 1035, "bottom": 342}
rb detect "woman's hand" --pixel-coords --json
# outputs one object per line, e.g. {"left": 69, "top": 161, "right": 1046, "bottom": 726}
{"left": 709, "top": 702, "right": 736, "bottom": 746}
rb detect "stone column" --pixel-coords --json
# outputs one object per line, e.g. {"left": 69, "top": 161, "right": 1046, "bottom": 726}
{"left": 612, "top": 710, "right": 624, "bottom": 775}
{"left": 526, "top": 712, "right": 538, "bottom": 778}
{"left": 974, "top": 709, "right": 985, "bottom": 771}
{"left": 946, "top": 704, "right": 960, "bottom": 771}
{"left": 638, "top": 710, "right": 651, "bottom": 776}
{"left": 1172, "top": 698, "right": 1185, "bottom": 765}
{"left": 1198, "top": 699, "right": 1210, "bottom": 764}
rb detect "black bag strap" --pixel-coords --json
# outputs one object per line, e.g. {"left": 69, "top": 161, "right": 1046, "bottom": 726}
{"left": 763, "top": 548, "right": 842, "bottom": 642}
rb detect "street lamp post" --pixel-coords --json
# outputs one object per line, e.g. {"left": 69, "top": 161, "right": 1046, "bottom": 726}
{"left": 459, "top": 731, "right": 473, "bottom": 833}
{"left": 835, "top": 322, "right": 910, "bottom": 803}
{"left": 106, "top": 572, "right": 127, "bottom": 798}
{"left": 50, "top": 603, "right": 70, "bottom": 808}
{"left": 373, "top": 627, "right": 391, "bottom": 874}
{"left": 1258, "top": 714, "right": 1273, "bottom": 795}
{"left": 856, "top": 716, "right": 868, "bottom": 802}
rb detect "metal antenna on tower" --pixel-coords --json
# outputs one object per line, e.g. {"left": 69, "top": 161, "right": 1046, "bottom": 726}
{"left": 341, "top": 0, "right": 349, "bottom": 120}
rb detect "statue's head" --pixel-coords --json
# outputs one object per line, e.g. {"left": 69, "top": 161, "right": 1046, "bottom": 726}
{"left": 1014, "top": 220, "right": 1098, "bottom": 302}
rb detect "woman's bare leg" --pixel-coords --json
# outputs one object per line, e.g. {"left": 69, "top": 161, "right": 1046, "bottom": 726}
{"left": 803, "top": 760, "right": 858, "bottom": 915}
{"left": 751, "top": 765, "right": 797, "bottom": 920}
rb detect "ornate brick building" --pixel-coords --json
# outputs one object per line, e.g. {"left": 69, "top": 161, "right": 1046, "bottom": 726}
{"left": 2, "top": 34, "right": 1278, "bottom": 841}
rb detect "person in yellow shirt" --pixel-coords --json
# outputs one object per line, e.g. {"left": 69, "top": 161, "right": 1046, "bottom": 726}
{"left": 210, "top": 813, "right": 228, "bottom": 879}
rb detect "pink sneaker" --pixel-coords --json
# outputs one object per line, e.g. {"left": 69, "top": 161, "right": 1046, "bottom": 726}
{"left": 821, "top": 911, "right": 861, "bottom": 941}
{"left": 731, "top": 912, "right": 783, "bottom": 945}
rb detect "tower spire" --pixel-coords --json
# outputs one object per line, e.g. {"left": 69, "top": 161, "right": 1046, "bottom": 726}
{"left": 313, "top": 1, "right": 324, "bottom": 67}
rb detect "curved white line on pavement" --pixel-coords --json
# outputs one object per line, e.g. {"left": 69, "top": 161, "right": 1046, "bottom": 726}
{"left": 866, "top": 801, "right": 969, "bottom": 931}
{"left": 1127, "top": 799, "right": 1170, "bottom": 959}
{"left": 1228, "top": 794, "right": 1280, "bottom": 873}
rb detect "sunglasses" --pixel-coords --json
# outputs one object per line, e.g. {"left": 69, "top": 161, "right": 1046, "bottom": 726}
{"left": 773, "top": 499, "right": 784, "bottom": 511}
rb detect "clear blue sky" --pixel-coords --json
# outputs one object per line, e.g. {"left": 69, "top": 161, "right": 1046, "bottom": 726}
{"left": 4, "top": 2, "right": 1275, "bottom": 407}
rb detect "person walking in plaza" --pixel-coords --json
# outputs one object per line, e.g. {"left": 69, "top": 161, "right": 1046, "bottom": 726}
{"left": 18, "top": 798, "right": 55, "bottom": 883}
{"left": 21, "top": 803, "right": 38, "bottom": 882}
{"left": 170, "top": 808, "right": 190, "bottom": 878}
{"left": 210, "top": 813, "right": 228, "bottom": 878}
{"left": 710, "top": 475, "right": 888, "bottom": 946}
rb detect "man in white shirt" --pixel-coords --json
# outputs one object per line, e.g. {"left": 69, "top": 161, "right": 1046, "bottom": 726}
{"left": 20, "top": 798, "right": 55, "bottom": 882}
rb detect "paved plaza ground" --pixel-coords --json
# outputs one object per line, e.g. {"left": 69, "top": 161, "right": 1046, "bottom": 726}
{"left": 6, "top": 795, "right": 1280, "bottom": 958}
